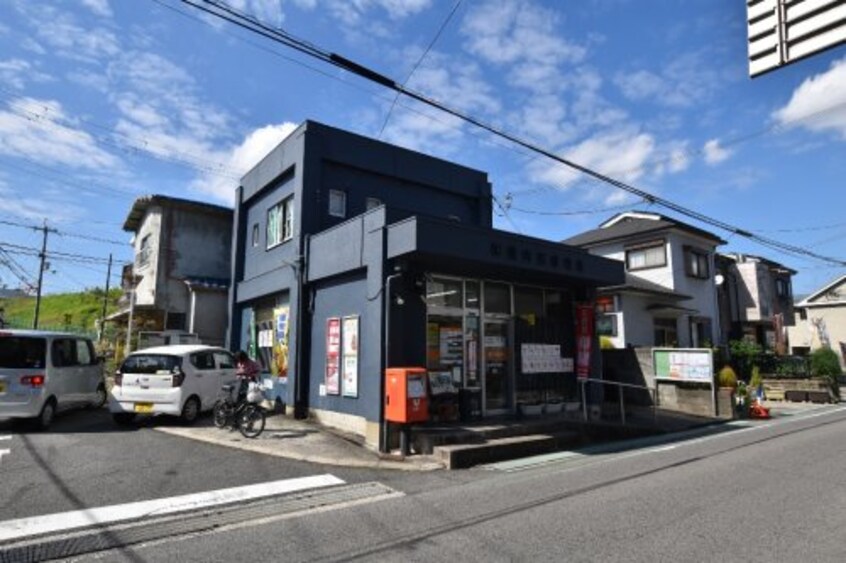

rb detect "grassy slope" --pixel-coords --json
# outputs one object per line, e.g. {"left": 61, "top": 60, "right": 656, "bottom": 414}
{"left": 0, "top": 289, "right": 123, "bottom": 331}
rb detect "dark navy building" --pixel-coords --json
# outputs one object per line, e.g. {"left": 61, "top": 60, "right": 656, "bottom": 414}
{"left": 228, "top": 121, "right": 623, "bottom": 449}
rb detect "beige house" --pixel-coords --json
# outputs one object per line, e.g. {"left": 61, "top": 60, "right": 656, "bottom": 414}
{"left": 788, "top": 274, "right": 846, "bottom": 368}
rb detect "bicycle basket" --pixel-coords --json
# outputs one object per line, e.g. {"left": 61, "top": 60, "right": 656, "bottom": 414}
{"left": 246, "top": 382, "right": 265, "bottom": 404}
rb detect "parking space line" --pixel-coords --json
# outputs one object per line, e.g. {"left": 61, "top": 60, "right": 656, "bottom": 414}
{"left": 0, "top": 474, "right": 345, "bottom": 543}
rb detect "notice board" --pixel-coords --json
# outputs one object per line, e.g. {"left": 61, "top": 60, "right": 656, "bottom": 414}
{"left": 653, "top": 348, "right": 713, "bottom": 382}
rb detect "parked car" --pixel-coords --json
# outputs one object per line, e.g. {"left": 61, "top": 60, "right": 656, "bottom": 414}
{"left": 109, "top": 345, "right": 238, "bottom": 425}
{"left": 0, "top": 329, "right": 106, "bottom": 429}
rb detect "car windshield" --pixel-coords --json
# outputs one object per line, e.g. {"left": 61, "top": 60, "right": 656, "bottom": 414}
{"left": 121, "top": 354, "right": 182, "bottom": 374}
{"left": 0, "top": 335, "right": 47, "bottom": 369}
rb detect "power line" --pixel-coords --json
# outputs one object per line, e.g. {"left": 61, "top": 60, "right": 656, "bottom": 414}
{"left": 378, "top": 0, "right": 462, "bottom": 138}
{"left": 180, "top": 0, "right": 846, "bottom": 268}
{"left": 0, "top": 218, "right": 131, "bottom": 247}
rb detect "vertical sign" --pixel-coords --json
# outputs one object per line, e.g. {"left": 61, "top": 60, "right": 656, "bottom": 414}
{"left": 342, "top": 315, "right": 359, "bottom": 397}
{"left": 575, "top": 304, "right": 594, "bottom": 379}
{"left": 273, "top": 306, "right": 290, "bottom": 382}
{"left": 325, "top": 317, "right": 341, "bottom": 395}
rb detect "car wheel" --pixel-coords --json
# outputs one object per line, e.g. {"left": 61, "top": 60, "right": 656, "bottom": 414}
{"left": 90, "top": 385, "right": 107, "bottom": 410}
{"left": 180, "top": 396, "right": 200, "bottom": 425}
{"left": 112, "top": 413, "right": 136, "bottom": 426}
{"left": 35, "top": 399, "right": 56, "bottom": 431}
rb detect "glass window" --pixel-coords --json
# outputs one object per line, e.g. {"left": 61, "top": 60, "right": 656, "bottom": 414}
{"left": 515, "top": 286, "right": 544, "bottom": 321}
{"left": 329, "top": 190, "right": 346, "bottom": 218}
{"left": 137, "top": 234, "right": 152, "bottom": 268}
{"left": 190, "top": 352, "right": 216, "bottom": 370}
{"left": 484, "top": 282, "right": 511, "bottom": 315}
{"left": 465, "top": 281, "right": 480, "bottom": 309}
{"left": 51, "top": 339, "right": 76, "bottom": 367}
{"left": 267, "top": 196, "right": 294, "bottom": 248}
{"left": 427, "top": 315, "right": 464, "bottom": 384}
{"left": 0, "top": 336, "right": 46, "bottom": 369}
{"left": 626, "top": 243, "right": 666, "bottom": 271}
{"left": 426, "top": 278, "right": 463, "bottom": 309}
{"left": 685, "top": 248, "right": 709, "bottom": 279}
{"left": 654, "top": 318, "right": 678, "bottom": 347}
{"left": 366, "top": 197, "right": 382, "bottom": 210}
{"left": 776, "top": 278, "right": 791, "bottom": 298}
{"left": 214, "top": 351, "right": 235, "bottom": 369}
{"left": 251, "top": 223, "right": 259, "bottom": 247}
{"left": 121, "top": 354, "right": 182, "bottom": 374}
{"left": 75, "top": 339, "right": 93, "bottom": 365}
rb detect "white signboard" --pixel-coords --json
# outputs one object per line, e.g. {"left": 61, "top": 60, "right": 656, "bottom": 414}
{"left": 748, "top": 0, "right": 846, "bottom": 77}
{"left": 653, "top": 348, "right": 714, "bottom": 382}
{"left": 521, "top": 343, "right": 572, "bottom": 374}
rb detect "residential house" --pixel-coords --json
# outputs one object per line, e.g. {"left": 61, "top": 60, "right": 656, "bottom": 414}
{"left": 564, "top": 211, "right": 725, "bottom": 348}
{"left": 715, "top": 253, "right": 796, "bottom": 351}
{"left": 788, "top": 274, "right": 846, "bottom": 367}
{"left": 229, "top": 120, "right": 623, "bottom": 449}
{"left": 109, "top": 195, "right": 233, "bottom": 348}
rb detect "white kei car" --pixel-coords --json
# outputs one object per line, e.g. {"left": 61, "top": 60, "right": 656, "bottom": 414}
{"left": 109, "top": 345, "right": 238, "bottom": 425}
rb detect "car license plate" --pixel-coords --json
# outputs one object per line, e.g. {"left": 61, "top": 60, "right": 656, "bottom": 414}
{"left": 134, "top": 402, "right": 154, "bottom": 413}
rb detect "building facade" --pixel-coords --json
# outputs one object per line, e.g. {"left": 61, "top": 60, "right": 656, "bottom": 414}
{"left": 111, "top": 195, "right": 233, "bottom": 348}
{"left": 788, "top": 274, "right": 846, "bottom": 367}
{"left": 228, "top": 121, "right": 624, "bottom": 449}
{"left": 564, "top": 212, "right": 725, "bottom": 349}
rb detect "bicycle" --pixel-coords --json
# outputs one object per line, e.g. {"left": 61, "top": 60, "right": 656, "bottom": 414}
{"left": 213, "top": 380, "right": 266, "bottom": 438}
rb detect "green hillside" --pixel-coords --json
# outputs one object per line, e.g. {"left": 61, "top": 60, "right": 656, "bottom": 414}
{"left": 0, "top": 288, "right": 123, "bottom": 333}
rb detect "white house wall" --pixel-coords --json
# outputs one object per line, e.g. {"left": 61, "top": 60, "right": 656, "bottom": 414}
{"left": 668, "top": 232, "right": 721, "bottom": 345}
{"left": 132, "top": 207, "right": 162, "bottom": 307}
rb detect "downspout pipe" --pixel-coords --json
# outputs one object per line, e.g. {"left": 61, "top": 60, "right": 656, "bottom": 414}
{"left": 380, "top": 271, "right": 403, "bottom": 453}
{"left": 294, "top": 235, "right": 310, "bottom": 419}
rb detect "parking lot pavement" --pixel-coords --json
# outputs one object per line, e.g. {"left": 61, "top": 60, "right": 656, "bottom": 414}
{"left": 154, "top": 412, "right": 444, "bottom": 471}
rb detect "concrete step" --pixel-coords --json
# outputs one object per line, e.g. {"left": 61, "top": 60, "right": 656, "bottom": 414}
{"left": 434, "top": 432, "right": 581, "bottom": 469}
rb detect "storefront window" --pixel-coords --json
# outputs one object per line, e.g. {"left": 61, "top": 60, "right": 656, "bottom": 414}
{"left": 465, "top": 281, "right": 480, "bottom": 309}
{"left": 426, "top": 278, "right": 463, "bottom": 309}
{"left": 484, "top": 282, "right": 511, "bottom": 315}
{"left": 427, "top": 315, "right": 464, "bottom": 385}
{"left": 465, "top": 315, "right": 480, "bottom": 387}
{"left": 515, "top": 286, "right": 544, "bottom": 324}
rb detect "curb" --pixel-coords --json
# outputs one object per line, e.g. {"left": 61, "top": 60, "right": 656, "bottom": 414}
{"left": 153, "top": 426, "right": 444, "bottom": 472}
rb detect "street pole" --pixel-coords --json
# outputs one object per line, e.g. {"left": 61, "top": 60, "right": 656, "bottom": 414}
{"left": 99, "top": 253, "right": 112, "bottom": 342}
{"left": 32, "top": 219, "right": 50, "bottom": 330}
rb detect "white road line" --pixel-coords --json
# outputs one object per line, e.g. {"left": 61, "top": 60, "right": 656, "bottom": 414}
{"left": 0, "top": 474, "right": 345, "bottom": 543}
{"left": 0, "top": 435, "right": 12, "bottom": 441}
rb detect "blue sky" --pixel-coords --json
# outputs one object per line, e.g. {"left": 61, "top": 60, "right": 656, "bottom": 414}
{"left": 0, "top": 0, "right": 844, "bottom": 297}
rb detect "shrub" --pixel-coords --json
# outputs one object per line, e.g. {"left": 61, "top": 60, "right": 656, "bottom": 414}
{"left": 810, "top": 347, "right": 842, "bottom": 378}
{"left": 717, "top": 365, "right": 738, "bottom": 388}
{"left": 750, "top": 365, "right": 762, "bottom": 389}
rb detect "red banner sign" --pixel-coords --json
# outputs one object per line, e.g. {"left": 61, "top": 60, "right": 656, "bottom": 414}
{"left": 575, "top": 304, "right": 594, "bottom": 379}
{"left": 325, "top": 317, "right": 341, "bottom": 395}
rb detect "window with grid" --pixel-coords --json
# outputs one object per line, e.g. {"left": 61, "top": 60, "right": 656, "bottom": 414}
{"left": 329, "top": 190, "right": 347, "bottom": 218}
{"left": 625, "top": 242, "right": 666, "bottom": 271}
{"left": 267, "top": 196, "right": 294, "bottom": 248}
{"left": 684, "top": 248, "right": 710, "bottom": 279}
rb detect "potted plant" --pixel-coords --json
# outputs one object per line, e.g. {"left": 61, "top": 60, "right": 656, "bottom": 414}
{"left": 735, "top": 381, "right": 749, "bottom": 418}
{"left": 716, "top": 365, "right": 738, "bottom": 418}
{"left": 544, "top": 392, "right": 564, "bottom": 415}
{"left": 518, "top": 391, "right": 544, "bottom": 417}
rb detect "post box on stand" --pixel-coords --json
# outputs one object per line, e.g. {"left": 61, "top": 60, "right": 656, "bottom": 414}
{"left": 385, "top": 367, "right": 429, "bottom": 423}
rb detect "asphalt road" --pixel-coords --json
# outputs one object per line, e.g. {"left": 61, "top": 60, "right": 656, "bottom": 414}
{"left": 5, "top": 405, "right": 846, "bottom": 562}
{"left": 0, "top": 409, "right": 473, "bottom": 523}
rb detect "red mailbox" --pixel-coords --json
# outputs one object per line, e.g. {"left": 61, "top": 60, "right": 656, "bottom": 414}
{"left": 385, "top": 367, "right": 429, "bottom": 423}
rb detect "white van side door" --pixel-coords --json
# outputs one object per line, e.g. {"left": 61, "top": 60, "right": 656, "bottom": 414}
{"left": 74, "top": 339, "right": 100, "bottom": 402}
{"left": 49, "top": 338, "right": 78, "bottom": 407}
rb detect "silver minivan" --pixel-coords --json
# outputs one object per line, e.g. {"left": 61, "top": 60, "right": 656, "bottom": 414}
{"left": 0, "top": 330, "right": 106, "bottom": 429}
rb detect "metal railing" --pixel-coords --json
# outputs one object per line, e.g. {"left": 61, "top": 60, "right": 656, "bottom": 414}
{"left": 578, "top": 377, "right": 657, "bottom": 426}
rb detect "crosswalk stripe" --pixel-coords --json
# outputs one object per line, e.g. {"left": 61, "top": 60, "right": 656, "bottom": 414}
{"left": 0, "top": 474, "right": 344, "bottom": 543}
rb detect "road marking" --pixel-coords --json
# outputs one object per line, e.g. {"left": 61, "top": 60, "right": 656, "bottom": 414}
{"left": 0, "top": 474, "right": 345, "bottom": 543}
{"left": 0, "top": 435, "right": 12, "bottom": 441}
{"left": 485, "top": 405, "right": 846, "bottom": 472}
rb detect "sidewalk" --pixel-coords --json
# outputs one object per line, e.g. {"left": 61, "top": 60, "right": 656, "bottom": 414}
{"left": 154, "top": 412, "right": 444, "bottom": 471}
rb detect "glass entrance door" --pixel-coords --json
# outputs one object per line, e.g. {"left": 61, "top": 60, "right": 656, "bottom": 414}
{"left": 483, "top": 320, "right": 511, "bottom": 413}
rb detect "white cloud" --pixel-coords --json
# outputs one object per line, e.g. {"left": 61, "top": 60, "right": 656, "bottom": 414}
{"left": 80, "top": 0, "right": 113, "bottom": 17}
{"left": 190, "top": 122, "right": 299, "bottom": 203}
{"left": 530, "top": 128, "right": 656, "bottom": 191}
{"left": 772, "top": 56, "right": 846, "bottom": 139}
{"left": 0, "top": 179, "right": 85, "bottom": 224}
{"left": 703, "top": 138, "right": 731, "bottom": 165}
{"left": 229, "top": 0, "right": 285, "bottom": 25}
{"left": 0, "top": 97, "right": 121, "bottom": 171}
{"left": 326, "top": 0, "right": 431, "bottom": 25}
{"left": 462, "top": 0, "right": 586, "bottom": 94}
{"left": 614, "top": 51, "right": 726, "bottom": 108}
{"left": 0, "top": 59, "right": 52, "bottom": 89}
{"left": 37, "top": 17, "right": 120, "bottom": 62}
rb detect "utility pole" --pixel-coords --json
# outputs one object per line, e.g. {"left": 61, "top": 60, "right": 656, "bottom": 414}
{"left": 32, "top": 219, "right": 53, "bottom": 330}
{"left": 99, "top": 253, "right": 113, "bottom": 342}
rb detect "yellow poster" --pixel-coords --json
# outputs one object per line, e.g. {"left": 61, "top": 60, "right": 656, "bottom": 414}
{"left": 273, "top": 306, "right": 290, "bottom": 381}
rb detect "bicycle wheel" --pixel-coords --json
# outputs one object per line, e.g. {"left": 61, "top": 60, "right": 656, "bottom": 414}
{"left": 238, "top": 405, "right": 266, "bottom": 438}
{"left": 213, "top": 400, "right": 232, "bottom": 429}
